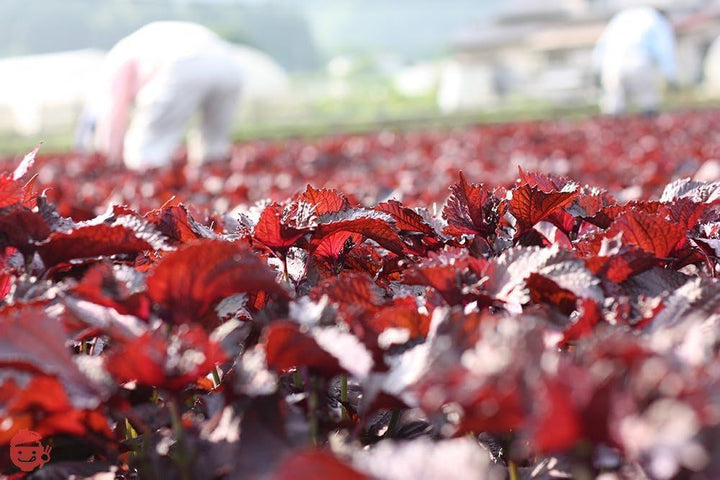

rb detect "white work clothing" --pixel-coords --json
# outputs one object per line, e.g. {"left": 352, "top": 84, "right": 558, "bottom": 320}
{"left": 90, "top": 22, "right": 243, "bottom": 169}
{"left": 593, "top": 7, "right": 677, "bottom": 115}
{"left": 703, "top": 35, "right": 720, "bottom": 97}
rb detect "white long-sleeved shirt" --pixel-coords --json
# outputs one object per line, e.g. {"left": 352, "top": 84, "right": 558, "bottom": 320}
{"left": 592, "top": 7, "right": 677, "bottom": 82}
{"left": 91, "top": 22, "right": 234, "bottom": 161}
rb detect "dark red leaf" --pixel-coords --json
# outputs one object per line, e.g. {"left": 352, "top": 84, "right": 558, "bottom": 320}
{"left": 508, "top": 184, "right": 578, "bottom": 234}
{"left": 0, "top": 305, "right": 103, "bottom": 407}
{"left": 572, "top": 193, "right": 609, "bottom": 219}
{"left": 106, "top": 325, "right": 225, "bottom": 390}
{"left": 296, "top": 185, "right": 350, "bottom": 215}
{"left": 526, "top": 273, "right": 578, "bottom": 315}
{"left": 530, "top": 377, "right": 581, "bottom": 453}
{"left": 313, "top": 209, "right": 405, "bottom": 255}
{"left": 271, "top": 449, "right": 368, "bottom": 480}
{"left": 545, "top": 209, "right": 577, "bottom": 236}
{"left": 584, "top": 245, "right": 657, "bottom": 283}
{"left": 369, "top": 297, "right": 430, "bottom": 341}
{"left": 144, "top": 204, "right": 208, "bottom": 244}
{"left": 0, "top": 174, "right": 24, "bottom": 209}
{"left": 0, "top": 205, "right": 51, "bottom": 253}
{"left": 254, "top": 203, "right": 309, "bottom": 252}
{"left": 559, "top": 299, "right": 602, "bottom": 348}
{"left": 312, "top": 272, "right": 384, "bottom": 313}
{"left": 605, "top": 210, "right": 687, "bottom": 258}
{"left": 518, "top": 168, "right": 575, "bottom": 193}
{"left": 311, "top": 231, "right": 361, "bottom": 263}
{"left": 418, "top": 367, "right": 525, "bottom": 434}
{"left": 263, "top": 321, "right": 344, "bottom": 377}
{"left": 146, "top": 240, "right": 286, "bottom": 325}
{"left": 442, "top": 171, "right": 500, "bottom": 237}
{"left": 36, "top": 224, "right": 153, "bottom": 267}
{"left": 376, "top": 200, "right": 435, "bottom": 236}
{"left": 662, "top": 197, "right": 718, "bottom": 230}
{"left": 403, "top": 248, "right": 487, "bottom": 305}
{"left": 0, "top": 375, "right": 111, "bottom": 442}
{"left": 587, "top": 201, "right": 664, "bottom": 229}
{"left": 71, "top": 262, "right": 150, "bottom": 320}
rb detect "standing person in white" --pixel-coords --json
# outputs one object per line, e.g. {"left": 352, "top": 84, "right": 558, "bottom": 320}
{"left": 592, "top": 7, "right": 677, "bottom": 116}
{"left": 82, "top": 21, "right": 244, "bottom": 169}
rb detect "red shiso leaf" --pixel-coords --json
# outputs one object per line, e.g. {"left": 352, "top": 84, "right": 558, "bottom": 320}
{"left": 526, "top": 273, "right": 578, "bottom": 315}
{"left": 311, "top": 231, "right": 361, "bottom": 263}
{"left": 0, "top": 174, "right": 25, "bottom": 209}
{"left": 584, "top": 245, "right": 657, "bottom": 283}
{"left": 144, "top": 204, "right": 207, "bottom": 244}
{"left": 0, "top": 205, "right": 51, "bottom": 253}
{"left": 1, "top": 375, "right": 111, "bottom": 442}
{"left": 313, "top": 272, "right": 384, "bottom": 312}
{"left": 313, "top": 209, "right": 405, "bottom": 255}
{"left": 146, "top": 239, "right": 286, "bottom": 325}
{"left": 37, "top": 224, "right": 153, "bottom": 267}
{"left": 254, "top": 203, "right": 309, "bottom": 252}
{"left": 530, "top": 377, "right": 581, "bottom": 453}
{"left": 605, "top": 210, "right": 687, "bottom": 258}
{"left": 263, "top": 321, "right": 344, "bottom": 377}
{"left": 518, "top": 168, "right": 575, "bottom": 193}
{"left": 376, "top": 200, "right": 435, "bottom": 236}
{"left": 271, "top": 449, "right": 368, "bottom": 480}
{"left": 369, "top": 297, "right": 430, "bottom": 340}
{"left": 0, "top": 305, "right": 102, "bottom": 406}
{"left": 296, "top": 185, "right": 350, "bottom": 215}
{"left": 442, "top": 171, "right": 500, "bottom": 237}
{"left": 508, "top": 184, "right": 578, "bottom": 234}
{"left": 106, "top": 325, "right": 225, "bottom": 390}
{"left": 559, "top": 299, "right": 603, "bottom": 348}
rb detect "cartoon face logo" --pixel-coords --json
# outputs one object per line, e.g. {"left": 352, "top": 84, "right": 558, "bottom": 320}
{"left": 9, "top": 429, "right": 51, "bottom": 472}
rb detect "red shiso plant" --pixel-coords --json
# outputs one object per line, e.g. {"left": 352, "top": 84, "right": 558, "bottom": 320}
{"left": 2, "top": 112, "right": 720, "bottom": 478}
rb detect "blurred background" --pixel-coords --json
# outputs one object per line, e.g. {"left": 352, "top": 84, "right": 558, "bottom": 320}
{"left": 2, "top": 0, "right": 720, "bottom": 153}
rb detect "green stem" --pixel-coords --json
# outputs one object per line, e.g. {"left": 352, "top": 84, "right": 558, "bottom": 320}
{"left": 125, "top": 418, "right": 138, "bottom": 440}
{"left": 293, "top": 370, "right": 303, "bottom": 390}
{"left": 281, "top": 253, "right": 290, "bottom": 283}
{"left": 168, "top": 399, "right": 192, "bottom": 480}
{"left": 508, "top": 460, "right": 519, "bottom": 480}
{"left": 340, "top": 374, "right": 349, "bottom": 421}
{"left": 385, "top": 409, "right": 400, "bottom": 438}
{"left": 211, "top": 366, "right": 221, "bottom": 388}
{"left": 309, "top": 382, "right": 319, "bottom": 446}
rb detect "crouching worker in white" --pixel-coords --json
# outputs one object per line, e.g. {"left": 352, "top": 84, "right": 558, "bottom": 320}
{"left": 592, "top": 7, "right": 677, "bottom": 116}
{"left": 79, "top": 21, "right": 243, "bottom": 169}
